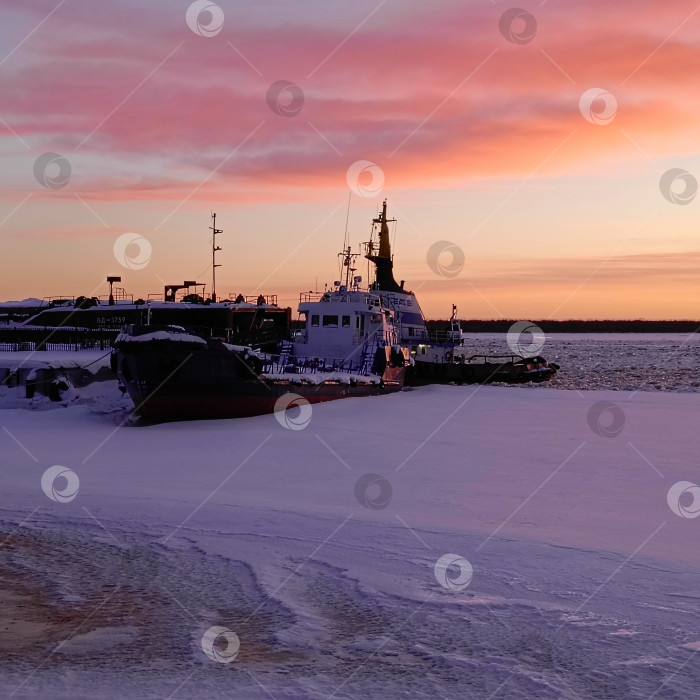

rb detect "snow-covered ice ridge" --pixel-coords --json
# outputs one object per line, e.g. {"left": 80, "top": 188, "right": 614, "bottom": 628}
{"left": 2, "top": 384, "right": 700, "bottom": 698}
{"left": 0, "top": 350, "right": 123, "bottom": 412}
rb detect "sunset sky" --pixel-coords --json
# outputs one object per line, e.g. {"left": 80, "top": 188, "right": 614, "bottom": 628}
{"left": 1, "top": 0, "right": 700, "bottom": 319}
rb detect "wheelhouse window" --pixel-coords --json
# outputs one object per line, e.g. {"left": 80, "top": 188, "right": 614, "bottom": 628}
{"left": 322, "top": 315, "right": 339, "bottom": 327}
{"left": 342, "top": 315, "right": 350, "bottom": 327}
{"left": 311, "top": 315, "right": 319, "bottom": 327}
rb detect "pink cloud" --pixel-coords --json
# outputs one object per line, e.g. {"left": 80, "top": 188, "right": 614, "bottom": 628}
{"left": 1, "top": 0, "right": 699, "bottom": 203}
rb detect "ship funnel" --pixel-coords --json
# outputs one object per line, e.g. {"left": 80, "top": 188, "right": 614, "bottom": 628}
{"left": 365, "top": 199, "right": 404, "bottom": 294}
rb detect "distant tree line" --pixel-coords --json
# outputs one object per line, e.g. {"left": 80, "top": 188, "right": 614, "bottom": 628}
{"left": 427, "top": 320, "right": 700, "bottom": 333}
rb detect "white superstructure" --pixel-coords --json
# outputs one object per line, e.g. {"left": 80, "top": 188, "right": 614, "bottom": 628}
{"left": 292, "top": 281, "right": 400, "bottom": 365}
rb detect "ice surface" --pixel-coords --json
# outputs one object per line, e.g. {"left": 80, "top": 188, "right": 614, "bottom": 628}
{"left": 462, "top": 332, "right": 700, "bottom": 392}
{"left": 2, "top": 377, "right": 700, "bottom": 698}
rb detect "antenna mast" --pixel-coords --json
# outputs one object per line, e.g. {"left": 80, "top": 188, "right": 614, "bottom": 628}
{"left": 342, "top": 191, "right": 351, "bottom": 252}
{"left": 210, "top": 212, "right": 222, "bottom": 302}
{"left": 338, "top": 246, "right": 359, "bottom": 288}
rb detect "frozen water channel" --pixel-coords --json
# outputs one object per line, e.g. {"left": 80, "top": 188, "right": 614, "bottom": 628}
{"left": 2, "top": 374, "right": 700, "bottom": 698}
{"left": 462, "top": 332, "right": 700, "bottom": 393}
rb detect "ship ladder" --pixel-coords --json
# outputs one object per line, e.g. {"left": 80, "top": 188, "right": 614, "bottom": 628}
{"left": 278, "top": 339, "right": 293, "bottom": 373}
{"left": 360, "top": 339, "right": 381, "bottom": 375}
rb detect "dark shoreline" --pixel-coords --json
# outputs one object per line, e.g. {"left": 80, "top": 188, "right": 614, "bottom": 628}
{"left": 427, "top": 320, "right": 700, "bottom": 334}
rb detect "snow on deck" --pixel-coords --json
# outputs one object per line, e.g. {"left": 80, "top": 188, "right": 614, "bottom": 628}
{"left": 114, "top": 330, "right": 207, "bottom": 345}
{"left": 0, "top": 350, "right": 112, "bottom": 371}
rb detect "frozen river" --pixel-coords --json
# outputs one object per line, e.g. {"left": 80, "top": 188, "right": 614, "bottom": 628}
{"left": 2, "top": 380, "right": 700, "bottom": 698}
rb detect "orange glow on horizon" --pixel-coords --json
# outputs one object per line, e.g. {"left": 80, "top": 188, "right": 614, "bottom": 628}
{"left": 1, "top": 0, "right": 700, "bottom": 320}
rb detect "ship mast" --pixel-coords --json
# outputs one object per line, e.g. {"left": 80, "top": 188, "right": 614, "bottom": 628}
{"left": 364, "top": 199, "right": 403, "bottom": 293}
{"left": 339, "top": 246, "right": 359, "bottom": 288}
{"left": 210, "top": 212, "right": 222, "bottom": 302}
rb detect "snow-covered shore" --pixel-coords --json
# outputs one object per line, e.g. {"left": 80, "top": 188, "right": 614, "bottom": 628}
{"left": 2, "top": 385, "right": 700, "bottom": 698}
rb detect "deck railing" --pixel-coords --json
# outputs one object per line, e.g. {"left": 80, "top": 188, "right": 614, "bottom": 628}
{"left": 0, "top": 327, "right": 118, "bottom": 351}
{"left": 260, "top": 353, "right": 367, "bottom": 376}
{"left": 427, "top": 330, "right": 462, "bottom": 344}
{"left": 229, "top": 294, "right": 278, "bottom": 306}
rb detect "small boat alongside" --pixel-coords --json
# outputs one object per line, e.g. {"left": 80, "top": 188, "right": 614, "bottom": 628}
{"left": 408, "top": 306, "right": 558, "bottom": 385}
{"left": 410, "top": 351, "right": 557, "bottom": 385}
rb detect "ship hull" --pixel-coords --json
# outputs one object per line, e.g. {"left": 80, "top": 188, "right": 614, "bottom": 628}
{"left": 116, "top": 382, "right": 398, "bottom": 421}
{"left": 114, "top": 330, "right": 405, "bottom": 421}
{"left": 408, "top": 357, "right": 557, "bottom": 385}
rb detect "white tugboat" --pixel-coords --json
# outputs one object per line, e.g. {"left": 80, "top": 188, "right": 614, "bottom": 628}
{"left": 292, "top": 272, "right": 401, "bottom": 366}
